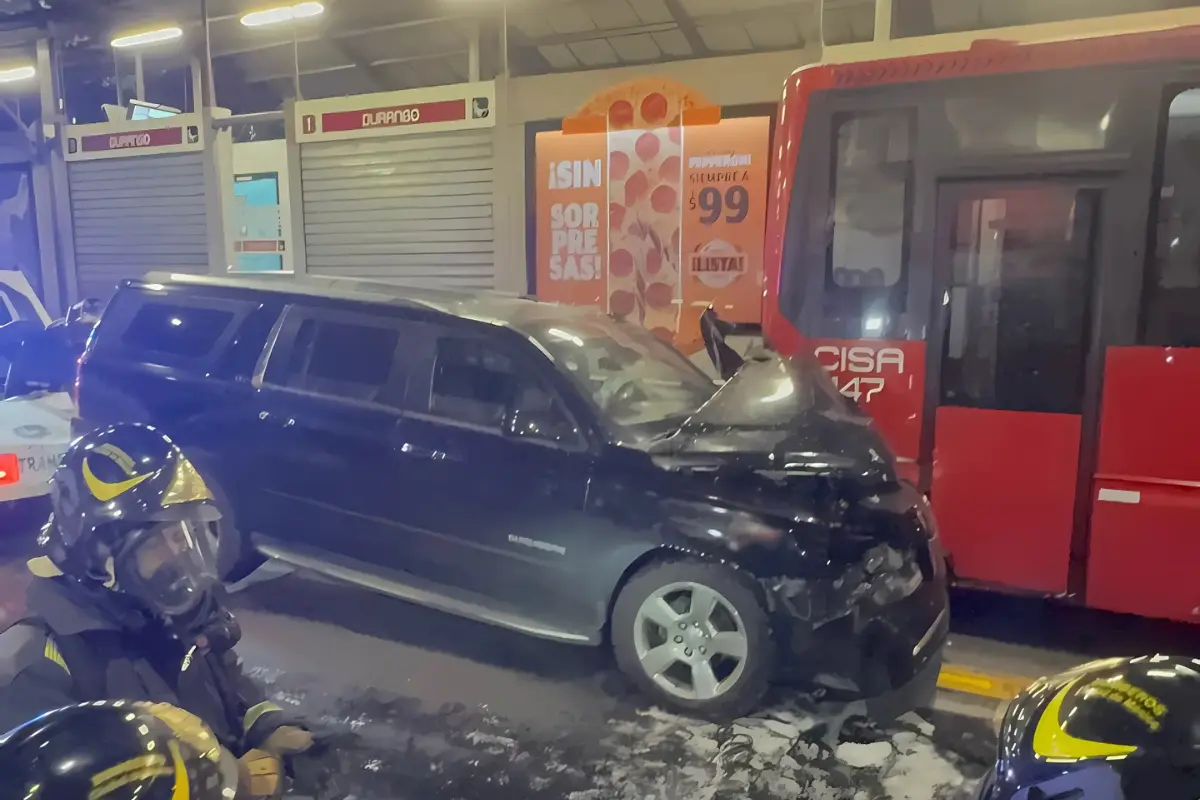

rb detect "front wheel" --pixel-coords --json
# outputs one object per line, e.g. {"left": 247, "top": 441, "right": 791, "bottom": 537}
{"left": 611, "top": 560, "right": 774, "bottom": 719}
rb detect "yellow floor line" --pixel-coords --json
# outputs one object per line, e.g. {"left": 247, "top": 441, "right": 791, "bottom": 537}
{"left": 937, "top": 665, "right": 1034, "bottom": 700}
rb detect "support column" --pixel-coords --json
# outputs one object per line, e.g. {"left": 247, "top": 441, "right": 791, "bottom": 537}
{"left": 874, "top": 0, "right": 894, "bottom": 43}
{"left": 134, "top": 52, "right": 146, "bottom": 101}
{"left": 33, "top": 37, "right": 72, "bottom": 314}
{"left": 468, "top": 20, "right": 481, "bottom": 82}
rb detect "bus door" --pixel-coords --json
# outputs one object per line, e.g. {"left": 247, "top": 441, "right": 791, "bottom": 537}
{"left": 1085, "top": 84, "right": 1200, "bottom": 623}
{"left": 927, "top": 180, "right": 1102, "bottom": 595}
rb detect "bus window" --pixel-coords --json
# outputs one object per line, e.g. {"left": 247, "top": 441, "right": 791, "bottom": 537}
{"left": 823, "top": 111, "right": 914, "bottom": 340}
{"left": 944, "top": 78, "right": 1116, "bottom": 154}
{"left": 1142, "top": 87, "right": 1200, "bottom": 347}
{"left": 939, "top": 184, "right": 1099, "bottom": 415}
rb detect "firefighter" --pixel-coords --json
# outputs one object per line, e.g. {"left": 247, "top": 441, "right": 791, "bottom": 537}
{"left": 0, "top": 423, "right": 312, "bottom": 798}
{"left": 980, "top": 654, "right": 1200, "bottom": 799}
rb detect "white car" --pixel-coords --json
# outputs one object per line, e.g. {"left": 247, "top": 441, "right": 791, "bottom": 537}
{"left": 0, "top": 392, "right": 73, "bottom": 503}
{"left": 0, "top": 272, "right": 81, "bottom": 507}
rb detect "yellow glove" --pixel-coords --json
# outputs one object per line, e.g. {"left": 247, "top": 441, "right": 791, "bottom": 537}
{"left": 261, "top": 724, "right": 314, "bottom": 756}
{"left": 238, "top": 748, "right": 284, "bottom": 800}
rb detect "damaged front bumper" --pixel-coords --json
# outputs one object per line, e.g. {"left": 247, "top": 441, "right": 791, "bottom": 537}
{"left": 766, "top": 551, "right": 950, "bottom": 721}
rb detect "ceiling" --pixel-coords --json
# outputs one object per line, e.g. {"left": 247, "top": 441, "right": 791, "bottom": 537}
{"left": 0, "top": 0, "right": 1193, "bottom": 119}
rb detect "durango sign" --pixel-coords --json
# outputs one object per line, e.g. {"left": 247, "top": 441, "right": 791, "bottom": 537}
{"left": 295, "top": 81, "right": 496, "bottom": 143}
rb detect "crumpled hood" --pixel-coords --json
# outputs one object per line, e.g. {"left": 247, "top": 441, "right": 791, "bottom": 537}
{"left": 645, "top": 354, "right": 899, "bottom": 486}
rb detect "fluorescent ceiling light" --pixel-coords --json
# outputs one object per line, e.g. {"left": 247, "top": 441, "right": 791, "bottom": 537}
{"left": 111, "top": 26, "right": 184, "bottom": 49}
{"left": 0, "top": 66, "right": 35, "bottom": 83}
{"left": 241, "top": 2, "right": 325, "bottom": 27}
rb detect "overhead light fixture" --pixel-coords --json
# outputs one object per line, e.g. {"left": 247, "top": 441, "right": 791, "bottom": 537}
{"left": 111, "top": 26, "right": 184, "bottom": 49}
{"left": 240, "top": 2, "right": 325, "bottom": 27}
{"left": 0, "top": 65, "right": 35, "bottom": 84}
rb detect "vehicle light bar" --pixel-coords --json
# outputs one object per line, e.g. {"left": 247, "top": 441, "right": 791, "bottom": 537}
{"left": 0, "top": 454, "right": 20, "bottom": 486}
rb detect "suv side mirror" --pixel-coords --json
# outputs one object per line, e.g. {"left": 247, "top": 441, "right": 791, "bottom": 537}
{"left": 700, "top": 306, "right": 744, "bottom": 381}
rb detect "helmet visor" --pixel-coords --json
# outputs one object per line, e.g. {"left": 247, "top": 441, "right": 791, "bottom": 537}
{"left": 121, "top": 520, "right": 217, "bottom": 616}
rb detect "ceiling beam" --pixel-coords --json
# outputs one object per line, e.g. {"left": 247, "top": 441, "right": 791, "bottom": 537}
{"left": 212, "top": 14, "right": 460, "bottom": 59}
{"left": 325, "top": 38, "right": 387, "bottom": 91}
{"left": 242, "top": 47, "right": 466, "bottom": 85}
{"left": 661, "top": 0, "right": 710, "bottom": 56}
{"left": 509, "top": 8, "right": 788, "bottom": 49}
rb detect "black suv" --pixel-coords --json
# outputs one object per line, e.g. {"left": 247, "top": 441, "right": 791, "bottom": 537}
{"left": 76, "top": 272, "right": 948, "bottom": 719}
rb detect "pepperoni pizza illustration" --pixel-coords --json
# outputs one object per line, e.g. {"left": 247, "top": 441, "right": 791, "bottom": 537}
{"left": 562, "top": 78, "right": 720, "bottom": 339}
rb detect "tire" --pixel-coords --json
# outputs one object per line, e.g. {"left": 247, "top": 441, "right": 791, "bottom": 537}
{"left": 192, "top": 457, "right": 263, "bottom": 583}
{"left": 611, "top": 559, "right": 774, "bottom": 720}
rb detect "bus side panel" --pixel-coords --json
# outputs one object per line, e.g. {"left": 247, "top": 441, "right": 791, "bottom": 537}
{"left": 810, "top": 337, "right": 925, "bottom": 470}
{"left": 931, "top": 407, "right": 1079, "bottom": 595}
{"left": 1087, "top": 346, "right": 1200, "bottom": 623}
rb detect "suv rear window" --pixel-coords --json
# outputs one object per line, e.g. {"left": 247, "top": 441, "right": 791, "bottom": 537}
{"left": 122, "top": 303, "right": 235, "bottom": 359}
{"left": 94, "top": 289, "right": 250, "bottom": 366}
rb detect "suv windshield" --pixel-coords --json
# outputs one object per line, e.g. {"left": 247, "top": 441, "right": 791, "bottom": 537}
{"left": 525, "top": 315, "right": 717, "bottom": 434}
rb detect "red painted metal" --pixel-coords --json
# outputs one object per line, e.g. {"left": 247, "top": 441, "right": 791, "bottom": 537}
{"left": 1085, "top": 347, "right": 1200, "bottom": 621}
{"left": 930, "top": 407, "right": 1080, "bottom": 594}
{"left": 810, "top": 338, "right": 925, "bottom": 463}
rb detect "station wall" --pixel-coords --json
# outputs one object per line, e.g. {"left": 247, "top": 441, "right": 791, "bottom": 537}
{"left": 491, "top": 46, "right": 819, "bottom": 294}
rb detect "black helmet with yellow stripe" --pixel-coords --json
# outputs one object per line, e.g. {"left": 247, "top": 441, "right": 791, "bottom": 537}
{"left": 980, "top": 655, "right": 1200, "bottom": 800}
{"left": 33, "top": 424, "right": 223, "bottom": 624}
{"left": 0, "top": 701, "right": 239, "bottom": 799}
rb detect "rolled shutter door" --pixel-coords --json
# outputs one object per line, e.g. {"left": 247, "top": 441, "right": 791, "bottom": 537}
{"left": 300, "top": 129, "right": 495, "bottom": 289}
{"left": 69, "top": 152, "right": 209, "bottom": 302}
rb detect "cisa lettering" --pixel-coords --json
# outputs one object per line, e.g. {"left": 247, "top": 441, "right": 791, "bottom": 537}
{"left": 548, "top": 202, "right": 601, "bottom": 281}
{"left": 814, "top": 345, "right": 905, "bottom": 404}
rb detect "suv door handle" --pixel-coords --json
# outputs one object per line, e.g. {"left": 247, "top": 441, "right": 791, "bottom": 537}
{"left": 259, "top": 411, "right": 295, "bottom": 427}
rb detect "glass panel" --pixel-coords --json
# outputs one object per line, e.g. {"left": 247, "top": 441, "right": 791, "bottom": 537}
{"left": 945, "top": 78, "right": 1116, "bottom": 154}
{"left": 121, "top": 302, "right": 235, "bottom": 359}
{"left": 277, "top": 317, "right": 401, "bottom": 404}
{"left": 1142, "top": 87, "right": 1200, "bottom": 347}
{"left": 823, "top": 111, "right": 914, "bottom": 339}
{"left": 429, "top": 336, "right": 575, "bottom": 441}
{"left": 940, "top": 184, "right": 1097, "bottom": 414}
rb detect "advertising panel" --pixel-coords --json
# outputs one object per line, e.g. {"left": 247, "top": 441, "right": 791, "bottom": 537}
{"left": 534, "top": 78, "right": 769, "bottom": 353}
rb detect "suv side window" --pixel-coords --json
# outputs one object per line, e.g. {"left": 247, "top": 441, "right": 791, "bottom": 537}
{"left": 123, "top": 303, "right": 234, "bottom": 359}
{"left": 98, "top": 291, "right": 250, "bottom": 366}
{"left": 264, "top": 307, "right": 405, "bottom": 405}
{"left": 421, "top": 334, "right": 579, "bottom": 445}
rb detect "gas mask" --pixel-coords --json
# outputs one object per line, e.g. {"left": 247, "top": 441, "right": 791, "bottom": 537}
{"left": 113, "top": 520, "right": 240, "bottom": 652}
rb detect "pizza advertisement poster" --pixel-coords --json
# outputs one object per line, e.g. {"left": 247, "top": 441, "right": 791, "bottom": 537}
{"left": 535, "top": 78, "right": 769, "bottom": 352}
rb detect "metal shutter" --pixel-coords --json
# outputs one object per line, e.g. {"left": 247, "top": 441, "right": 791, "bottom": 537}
{"left": 68, "top": 152, "right": 209, "bottom": 302}
{"left": 300, "top": 129, "right": 495, "bottom": 289}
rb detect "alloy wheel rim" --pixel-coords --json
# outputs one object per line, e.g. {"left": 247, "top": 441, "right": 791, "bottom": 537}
{"left": 632, "top": 581, "right": 749, "bottom": 701}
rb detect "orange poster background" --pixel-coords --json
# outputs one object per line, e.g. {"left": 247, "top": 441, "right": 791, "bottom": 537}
{"left": 535, "top": 116, "right": 769, "bottom": 352}
{"left": 535, "top": 130, "right": 607, "bottom": 308}
{"left": 678, "top": 116, "right": 771, "bottom": 351}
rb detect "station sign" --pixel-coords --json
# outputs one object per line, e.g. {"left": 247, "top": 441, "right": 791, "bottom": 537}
{"left": 294, "top": 81, "right": 495, "bottom": 144}
{"left": 64, "top": 114, "right": 206, "bottom": 162}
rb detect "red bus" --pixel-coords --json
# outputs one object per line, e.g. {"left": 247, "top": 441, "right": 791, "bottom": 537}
{"left": 761, "top": 23, "right": 1200, "bottom": 623}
